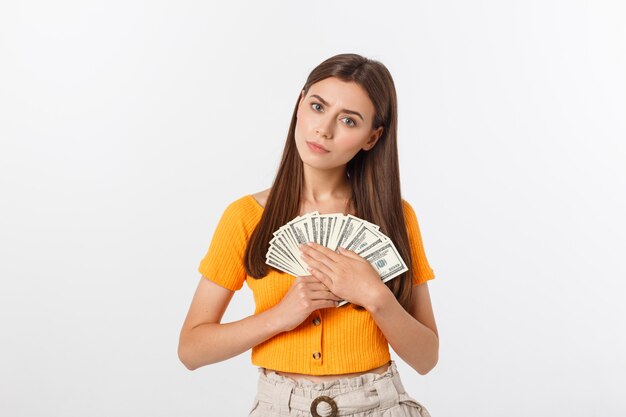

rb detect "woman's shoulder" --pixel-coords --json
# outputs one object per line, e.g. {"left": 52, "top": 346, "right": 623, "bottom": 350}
{"left": 250, "top": 188, "right": 270, "bottom": 209}
{"left": 400, "top": 198, "right": 416, "bottom": 215}
{"left": 400, "top": 198, "right": 423, "bottom": 227}
{"left": 220, "top": 188, "right": 267, "bottom": 220}
{"left": 220, "top": 189, "right": 268, "bottom": 212}
{"left": 213, "top": 192, "right": 266, "bottom": 235}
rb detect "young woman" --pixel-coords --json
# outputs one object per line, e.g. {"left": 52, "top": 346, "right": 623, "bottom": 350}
{"left": 178, "top": 53, "right": 438, "bottom": 417}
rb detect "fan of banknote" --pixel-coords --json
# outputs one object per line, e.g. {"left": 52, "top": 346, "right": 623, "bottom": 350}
{"left": 265, "top": 211, "right": 408, "bottom": 307}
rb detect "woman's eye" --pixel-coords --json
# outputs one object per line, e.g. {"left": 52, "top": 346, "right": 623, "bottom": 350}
{"left": 311, "top": 103, "right": 322, "bottom": 111}
{"left": 342, "top": 118, "right": 356, "bottom": 127}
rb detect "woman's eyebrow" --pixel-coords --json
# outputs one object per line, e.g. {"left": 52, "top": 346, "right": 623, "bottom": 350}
{"left": 309, "top": 94, "right": 364, "bottom": 121}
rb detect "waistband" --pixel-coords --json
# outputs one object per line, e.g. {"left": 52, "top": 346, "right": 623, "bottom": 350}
{"left": 256, "top": 360, "right": 408, "bottom": 416}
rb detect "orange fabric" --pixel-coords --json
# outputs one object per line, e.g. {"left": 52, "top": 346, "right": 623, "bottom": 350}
{"left": 197, "top": 194, "right": 435, "bottom": 375}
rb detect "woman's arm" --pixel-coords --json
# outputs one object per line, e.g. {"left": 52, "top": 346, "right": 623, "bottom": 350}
{"left": 177, "top": 277, "right": 285, "bottom": 371}
{"left": 178, "top": 274, "right": 340, "bottom": 370}
{"left": 365, "top": 282, "right": 439, "bottom": 375}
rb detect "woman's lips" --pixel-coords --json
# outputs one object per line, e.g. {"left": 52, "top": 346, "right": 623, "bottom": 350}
{"left": 306, "top": 141, "right": 330, "bottom": 153}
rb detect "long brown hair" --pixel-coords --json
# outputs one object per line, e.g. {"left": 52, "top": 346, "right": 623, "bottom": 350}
{"left": 244, "top": 53, "right": 415, "bottom": 312}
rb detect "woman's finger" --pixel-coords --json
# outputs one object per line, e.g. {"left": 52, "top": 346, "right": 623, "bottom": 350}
{"left": 308, "top": 289, "right": 340, "bottom": 301}
{"left": 311, "top": 299, "right": 339, "bottom": 309}
{"left": 303, "top": 241, "right": 343, "bottom": 262}
{"left": 307, "top": 265, "right": 333, "bottom": 288}
{"left": 301, "top": 252, "right": 335, "bottom": 277}
{"left": 305, "top": 281, "right": 330, "bottom": 291}
{"left": 300, "top": 242, "right": 338, "bottom": 266}
{"left": 337, "top": 247, "right": 362, "bottom": 260}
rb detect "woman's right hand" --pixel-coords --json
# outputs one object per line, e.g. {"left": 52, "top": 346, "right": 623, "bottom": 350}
{"left": 271, "top": 275, "right": 342, "bottom": 332}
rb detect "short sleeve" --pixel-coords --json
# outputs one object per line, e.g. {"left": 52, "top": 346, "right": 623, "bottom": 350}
{"left": 402, "top": 200, "right": 436, "bottom": 285}
{"left": 197, "top": 200, "right": 249, "bottom": 291}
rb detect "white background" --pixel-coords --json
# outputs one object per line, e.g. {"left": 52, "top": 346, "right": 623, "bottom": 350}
{"left": 1, "top": 1, "right": 625, "bottom": 416}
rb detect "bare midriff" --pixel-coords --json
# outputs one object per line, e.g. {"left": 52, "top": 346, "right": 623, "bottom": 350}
{"left": 264, "top": 361, "right": 391, "bottom": 383}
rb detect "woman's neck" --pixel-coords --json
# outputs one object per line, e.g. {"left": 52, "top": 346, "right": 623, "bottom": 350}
{"left": 301, "top": 164, "right": 350, "bottom": 203}
{"left": 300, "top": 164, "right": 353, "bottom": 215}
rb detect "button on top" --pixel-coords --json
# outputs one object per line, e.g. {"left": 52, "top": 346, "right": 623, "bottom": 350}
{"left": 312, "top": 352, "right": 321, "bottom": 360}
{"left": 312, "top": 317, "right": 321, "bottom": 326}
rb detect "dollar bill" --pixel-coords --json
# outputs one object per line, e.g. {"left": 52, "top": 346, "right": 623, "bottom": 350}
{"left": 266, "top": 211, "right": 408, "bottom": 308}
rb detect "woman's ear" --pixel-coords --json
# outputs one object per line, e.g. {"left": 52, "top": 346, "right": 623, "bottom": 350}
{"left": 363, "top": 126, "right": 384, "bottom": 151}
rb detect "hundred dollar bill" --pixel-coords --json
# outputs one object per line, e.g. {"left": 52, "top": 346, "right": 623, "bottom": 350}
{"left": 266, "top": 244, "right": 302, "bottom": 275}
{"left": 340, "top": 215, "right": 382, "bottom": 249}
{"left": 319, "top": 213, "right": 344, "bottom": 248}
{"left": 333, "top": 215, "right": 364, "bottom": 250}
{"left": 266, "top": 256, "right": 300, "bottom": 276}
{"left": 310, "top": 215, "right": 321, "bottom": 245}
{"left": 345, "top": 223, "right": 388, "bottom": 255}
{"left": 281, "top": 226, "right": 308, "bottom": 264}
{"left": 266, "top": 254, "right": 298, "bottom": 276}
{"left": 287, "top": 213, "right": 315, "bottom": 244}
{"left": 318, "top": 215, "right": 331, "bottom": 247}
{"left": 327, "top": 215, "right": 346, "bottom": 250}
{"left": 360, "top": 240, "right": 408, "bottom": 283}
{"left": 268, "top": 233, "right": 308, "bottom": 275}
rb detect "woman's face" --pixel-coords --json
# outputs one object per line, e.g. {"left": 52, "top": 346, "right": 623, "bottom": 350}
{"left": 294, "top": 77, "right": 383, "bottom": 171}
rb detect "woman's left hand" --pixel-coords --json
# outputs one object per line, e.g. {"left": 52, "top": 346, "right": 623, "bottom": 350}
{"left": 299, "top": 242, "right": 386, "bottom": 308}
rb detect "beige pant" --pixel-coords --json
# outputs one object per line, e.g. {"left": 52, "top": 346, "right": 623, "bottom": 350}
{"left": 248, "top": 360, "right": 431, "bottom": 417}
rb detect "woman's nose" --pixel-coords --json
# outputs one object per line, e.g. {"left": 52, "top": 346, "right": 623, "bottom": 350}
{"left": 315, "top": 116, "right": 334, "bottom": 139}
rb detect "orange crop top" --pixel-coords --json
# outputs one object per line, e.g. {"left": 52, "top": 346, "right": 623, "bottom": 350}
{"left": 197, "top": 194, "right": 435, "bottom": 375}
